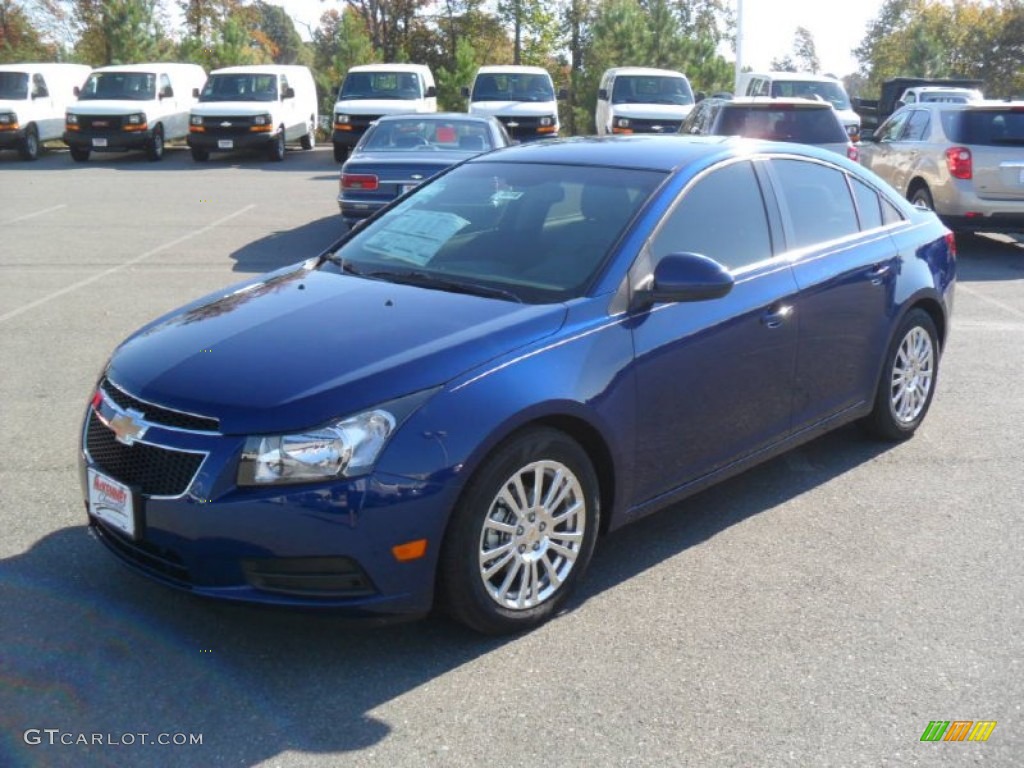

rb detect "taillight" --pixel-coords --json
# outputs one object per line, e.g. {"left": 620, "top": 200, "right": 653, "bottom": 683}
{"left": 342, "top": 173, "right": 379, "bottom": 191}
{"left": 945, "top": 231, "right": 957, "bottom": 260}
{"left": 945, "top": 146, "right": 972, "bottom": 180}
{"left": 847, "top": 144, "right": 859, "bottom": 162}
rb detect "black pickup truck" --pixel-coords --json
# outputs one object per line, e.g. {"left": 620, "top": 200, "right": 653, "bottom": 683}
{"left": 853, "top": 77, "right": 985, "bottom": 134}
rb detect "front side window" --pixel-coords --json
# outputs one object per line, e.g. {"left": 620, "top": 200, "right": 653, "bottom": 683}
{"left": 876, "top": 111, "right": 910, "bottom": 142}
{"left": 771, "top": 159, "right": 859, "bottom": 249}
{"left": 650, "top": 160, "right": 773, "bottom": 271}
{"left": 331, "top": 162, "right": 664, "bottom": 302}
{"left": 903, "top": 109, "right": 931, "bottom": 141}
{"left": 32, "top": 74, "right": 48, "bottom": 98}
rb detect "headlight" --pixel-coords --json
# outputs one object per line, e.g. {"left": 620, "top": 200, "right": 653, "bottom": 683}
{"left": 252, "top": 113, "right": 272, "bottom": 126}
{"left": 0, "top": 112, "right": 17, "bottom": 126}
{"left": 539, "top": 116, "right": 554, "bottom": 127}
{"left": 66, "top": 113, "right": 79, "bottom": 125}
{"left": 615, "top": 118, "right": 630, "bottom": 129}
{"left": 336, "top": 114, "right": 350, "bottom": 125}
{"left": 190, "top": 115, "right": 203, "bottom": 126}
{"left": 127, "top": 113, "right": 145, "bottom": 125}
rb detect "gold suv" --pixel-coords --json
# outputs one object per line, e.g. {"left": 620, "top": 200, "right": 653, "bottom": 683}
{"left": 859, "top": 101, "right": 1024, "bottom": 232}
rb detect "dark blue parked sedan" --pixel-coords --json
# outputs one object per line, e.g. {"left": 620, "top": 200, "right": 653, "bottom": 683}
{"left": 337, "top": 113, "right": 512, "bottom": 226}
{"left": 81, "top": 136, "right": 955, "bottom": 634}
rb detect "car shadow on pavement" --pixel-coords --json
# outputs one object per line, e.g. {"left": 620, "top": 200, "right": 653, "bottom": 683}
{"left": 957, "top": 232, "right": 1024, "bottom": 282}
{"left": 0, "top": 425, "right": 890, "bottom": 767}
{"left": 230, "top": 214, "right": 345, "bottom": 273}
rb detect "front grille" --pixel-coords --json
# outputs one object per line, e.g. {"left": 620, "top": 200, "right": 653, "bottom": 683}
{"left": 92, "top": 520, "right": 191, "bottom": 585}
{"left": 81, "top": 115, "right": 123, "bottom": 130}
{"left": 86, "top": 411, "right": 204, "bottom": 497}
{"left": 342, "top": 114, "right": 381, "bottom": 131}
{"left": 101, "top": 377, "right": 219, "bottom": 432}
{"left": 197, "top": 115, "right": 257, "bottom": 136}
{"left": 626, "top": 118, "right": 682, "bottom": 133}
{"left": 242, "top": 557, "right": 377, "bottom": 598}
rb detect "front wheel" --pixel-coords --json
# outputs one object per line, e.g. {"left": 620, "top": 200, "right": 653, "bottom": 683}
{"left": 439, "top": 427, "right": 600, "bottom": 635}
{"left": 268, "top": 129, "right": 285, "bottom": 162}
{"left": 862, "top": 308, "right": 940, "bottom": 441}
{"left": 19, "top": 125, "right": 40, "bottom": 160}
{"left": 146, "top": 125, "right": 164, "bottom": 161}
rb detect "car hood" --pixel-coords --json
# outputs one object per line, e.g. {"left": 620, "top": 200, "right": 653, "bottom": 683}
{"left": 610, "top": 103, "right": 694, "bottom": 121}
{"left": 0, "top": 98, "right": 31, "bottom": 111}
{"left": 191, "top": 103, "right": 278, "bottom": 118}
{"left": 334, "top": 99, "right": 430, "bottom": 115}
{"left": 470, "top": 101, "right": 556, "bottom": 117}
{"left": 68, "top": 101, "right": 161, "bottom": 115}
{"left": 108, "top": 264, "right": 567, "bottom": 434}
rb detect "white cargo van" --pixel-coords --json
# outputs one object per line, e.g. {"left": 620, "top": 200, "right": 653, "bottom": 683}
{"left": 331, "top": 64, "right": 437, "bottom": 161}
{"left": 64, "top": 63, "right": 206, "bottom": 162}
{"left": 462, "top": 65, "right": 566, "bottom": 142}
{"left": 188, "top": 65, "right": 318, "bottom": 162}
{"left": 0, "top": 63, "right": 91, "bottom": 160}
{"left": 595, "top": 67, "right": 696, "bottom": 136}
{"left": 736, "top": 71, "right": 861, "bottom": 140}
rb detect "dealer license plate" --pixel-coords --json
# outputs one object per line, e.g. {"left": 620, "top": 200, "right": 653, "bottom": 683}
{"left": 92, "top": 138, "right": 107, "bottom": 148}
{"left": 218, "top": 139, "right": 233, "bottom": 149}
{"left": 87, "top": 468, "right": 137, "bottom": 539}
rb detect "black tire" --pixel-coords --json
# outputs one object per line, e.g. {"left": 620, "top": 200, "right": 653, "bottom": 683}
{"left": 146, "top": 125, "right": 164, "bottom": 161}
{"left": 19, "top": 124, "right": 40, "bottom": 161}
{"left": 300, "top": 121, "right": 315, "bottom": 150}
{"left": 439, "top": 427, "right": 600, "bottom": 635}
{"left": 909, "top": 185, "right": 934, "bottom": 211}
{"left": 862, "top": 308, "right": 940, "bottom": 441}
{"left": 268, "top": 129, "right": 285, "bottom": 162}
{"left": 70, "top": 146, "right": 90, "bottom": 163}
{"left": 333, "top": 144, "right": 348, "bottom": 163}
{"left": 191, "top": 146, "right": 209, "bottom": 162}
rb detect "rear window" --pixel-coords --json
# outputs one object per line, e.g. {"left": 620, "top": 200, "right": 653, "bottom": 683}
{"left": 941, "top": 108, "right": 1024, "bottom": 146}
{"left": 716, "top": 106, "right": 849, "bottom": 143}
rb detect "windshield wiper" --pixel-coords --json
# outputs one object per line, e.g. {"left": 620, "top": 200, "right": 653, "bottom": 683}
{"left": 366, "top": 270, "right": 523, "bottom": 302}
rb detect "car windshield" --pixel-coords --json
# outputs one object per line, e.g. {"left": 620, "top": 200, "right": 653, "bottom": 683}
{"left": 611, "top": 75, "right": 694, "bottom": 106}
{"left": 78, "top": 72, "right": 156, "bottom": 101}
{"left": 361, "top": 119, "right": 495, "bottom": 151}
{"left": 328, "top": 161, "right": 664, "bottom": 303}
{"left": 942, "top": 108, "right": 1024, "bottom": 146}
{"left": 0, "top": 71, "right": 29, "bottom": 99}
{"left": 200, "top": 74, "right": 279, "bottom": 102}
{"left": 770, "top": 80, "right": 851, "bottom": 111}
{"left": 340, "top": 72, "right": 422, "bottom": 101}
{"left": 717, "top": 106, "right": 849, "bottom": 143}
{"left": 471, "top": 73, "right": 554, "bottom": 103}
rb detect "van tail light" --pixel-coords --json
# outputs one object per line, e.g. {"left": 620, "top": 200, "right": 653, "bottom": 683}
{"left": 945, "top": 146, "right": 972, "bottom": 179}
{"left": 847, "top": 144, "right": 859, "bottom": 162}
{"left": 342, "top": 173, "right": 379, "bottom": 191}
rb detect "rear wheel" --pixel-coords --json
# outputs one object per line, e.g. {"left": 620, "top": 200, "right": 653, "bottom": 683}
{"left": 909, "top": 185, "right": 934, "bottom": 211}
{"left": 300, "top": 121, "right": 315, "bottom": 150}
{"left": 269, "top": 128, "right": 285, "bottom": 161}
{"left": 439, "top": 427, "right": 600, "bottom": 634}
{"left": 862, "top": 308, "right": 940, "bottom": 441}
{"left": 19, "top": 124, "right": 40, "bottom": 160}
{"left": 146, "top": 125, "right": 164, "bottom": 161}
{"left": 70, "top": 146, "right": 90, "bottom": 163}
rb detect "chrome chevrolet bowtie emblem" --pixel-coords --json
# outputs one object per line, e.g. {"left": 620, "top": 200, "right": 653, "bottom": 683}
{"left": 108, "top": 408, "right": 148, "bottom": 446}
{"left": 411, "top": 174, "right": 423, "bottom": 180}
{"left": 220, "top": 121, "right": 232, "bottom": 127}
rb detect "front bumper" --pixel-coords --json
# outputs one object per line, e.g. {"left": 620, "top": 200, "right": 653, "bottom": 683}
{"left": 64, "top": 129, "right": 154, "bottom": 152}
{"left": 332, "top": 127, "right": 367, "bottom": 150}
{"left": 0, "top": 126, "right": 28, "bottom": 148}
{"left": 188, "top": 131, "right": 275, "bottom": 152}
{"left": 80, "top": 403, "right": 454, "bottom": 618}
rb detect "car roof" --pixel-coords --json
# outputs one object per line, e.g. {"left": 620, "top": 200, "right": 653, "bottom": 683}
{"left": 603, "top": 67, "right": 689, "bottom": 79}
{"left": 909, "top": 101, "right": 1024, "bottom": 112}
{"left": 464, "top": 134, "right": 844, "bottom": 172}
{"left": 476, "top": 65, "right": 550, "bottom": 76}
{"left": 746, "top": 71, "right": 841, "bottom": 83}
{"left": 374, "top": 113, "right": 498, "bottom": 123}
{"left": 723, "top": 97, "right": 835, "bottom": 110}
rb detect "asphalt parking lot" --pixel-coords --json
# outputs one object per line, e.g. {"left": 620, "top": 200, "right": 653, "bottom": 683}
{"left": 1, "top": 144, "right": 1021, "bottom": 767}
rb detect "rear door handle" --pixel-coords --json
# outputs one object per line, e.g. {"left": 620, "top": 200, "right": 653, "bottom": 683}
{"left": 761, "top": 304, "right": 793, "bottom": 329}
{"left": 867, "top": 263, "right": 891, "bottom": 285}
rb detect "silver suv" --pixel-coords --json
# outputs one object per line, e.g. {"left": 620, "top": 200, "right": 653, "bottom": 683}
{"left": 858, "top": 102, "right": 1024, "bottom": 232}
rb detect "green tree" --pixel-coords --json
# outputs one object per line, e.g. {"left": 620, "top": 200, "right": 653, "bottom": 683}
{"left": 248, "top": 0, "right": 306, "bottom": 64}
{"left": 435, "top": 35, "right": 480, "bottom": 110}
{"left": 73, "top": 0, "right": 172, "bottom": 65}
{"left": 312, "top": 7, "right": 376, "bottom": 115}
{"left": 771, "top": 26, "right": 819, "bottom": 73}
{"left": 1, "top": 0, "right": 57, "bottom": 60}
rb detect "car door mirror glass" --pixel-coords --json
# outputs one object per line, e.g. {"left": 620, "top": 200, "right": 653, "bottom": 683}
{"left": 633, "top": 252, "right": 734, "bottom": 309}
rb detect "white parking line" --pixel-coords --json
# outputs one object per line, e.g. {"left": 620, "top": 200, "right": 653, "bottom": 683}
{"left": 958, "top": 283, "right": 1024, "bottom": 319}
{"left": 2, "top": 204, "right": 67, "bottom": 225}
{"left": 0, "top": 205, "right": 256, "bottom": 325}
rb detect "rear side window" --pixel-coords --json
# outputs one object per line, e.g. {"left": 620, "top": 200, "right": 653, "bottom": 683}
{"left": 771, "top": 159, "right": 859, "bottom": 248}
{"left": 651, "top": 160, "right": 773, "bottom": 271}
{"left": 941, "top": 108, "right": 1024, "bottom": 146}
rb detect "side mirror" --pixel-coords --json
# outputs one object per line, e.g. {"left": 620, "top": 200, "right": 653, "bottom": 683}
{"left": 283, "top": 86, "right": 295, "bottom": 100}
{"left": 460, "top": 86, "right": 470, "bottom": 99}
{"left": 426, "top": 85, "right": 437, "bottom": 98}
{"left": 160, "top": 86, "right": 173, "bottom": 99}
{"left": 631, "top": 252, "right": 734, "bottom": 310}
{"left": 192, "top": 87, "right": 200, "bottom": 98}
{"left": 598, "top": 88, "right": 608, "bottom": 100}
{"left": 695, "top": 91, "right": 706, "bottom": 103}
{"left": 73, "top": 85, "right": 80, "bottom": 97}
{"left": 557, "top": 88, "right": 569, "bottom": 101}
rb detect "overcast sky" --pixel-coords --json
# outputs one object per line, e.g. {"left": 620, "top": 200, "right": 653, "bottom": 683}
{"left": 271, "top": 0, "right": 886, "bottom": 79}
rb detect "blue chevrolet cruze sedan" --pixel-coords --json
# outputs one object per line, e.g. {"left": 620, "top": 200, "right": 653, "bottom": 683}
{"left": 81, "top": 136, "right": 956, "bottom": 634}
